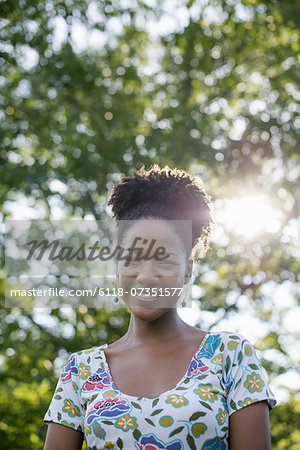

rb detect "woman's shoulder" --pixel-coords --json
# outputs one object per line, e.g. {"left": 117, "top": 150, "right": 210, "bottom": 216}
{"left": 208, "top": 329, "right": 254, "bottom": 343}
{"left": 201, "top": 329, "right": 256, "bottom": 358}
{"left": 70, "top": 343, "right": 108, "bottom": 364}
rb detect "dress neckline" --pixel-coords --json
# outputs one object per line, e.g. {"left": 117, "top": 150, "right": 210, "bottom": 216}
{"left": 98, "top": 330, "right": 211, "bottom": 400}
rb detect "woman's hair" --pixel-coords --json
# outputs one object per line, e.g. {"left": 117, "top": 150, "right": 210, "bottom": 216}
{"left": 107, "top": 164, "right": 214, "bottom": 260}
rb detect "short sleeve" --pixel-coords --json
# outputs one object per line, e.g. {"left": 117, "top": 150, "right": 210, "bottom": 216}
{"left": 222, "top": 334, "right": 277, "bottom": 416}
{"left": 43, "top": 352, "right": 85, "bottom": 432}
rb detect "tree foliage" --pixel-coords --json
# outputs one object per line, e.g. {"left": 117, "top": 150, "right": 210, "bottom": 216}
{"left": 0, "top": 0, "right": 299, "bottom": 448}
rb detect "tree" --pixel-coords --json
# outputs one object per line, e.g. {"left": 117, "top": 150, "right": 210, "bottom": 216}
{"left": 1, "top": 0, "right": 299, "bottom": 448}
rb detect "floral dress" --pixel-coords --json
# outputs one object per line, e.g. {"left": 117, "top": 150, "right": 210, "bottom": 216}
{"left": 43, "top": 330, "right": 277, "bottom": 449}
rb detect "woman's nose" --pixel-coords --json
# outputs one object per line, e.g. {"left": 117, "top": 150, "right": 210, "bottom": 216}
{"left": 135, "top": 261, "right": 159, "bottom": 283}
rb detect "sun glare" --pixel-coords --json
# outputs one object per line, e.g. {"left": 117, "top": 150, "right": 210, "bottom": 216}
{"left": 217, "top": 195, "right": 283, "bottom": 237}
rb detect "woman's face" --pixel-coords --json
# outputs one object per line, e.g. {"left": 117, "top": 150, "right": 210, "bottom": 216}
{"left": 116, "top": 218, "right": 193, "bottom": 316}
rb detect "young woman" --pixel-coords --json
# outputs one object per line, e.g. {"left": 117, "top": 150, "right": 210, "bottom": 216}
{"left": 44, "top": 165, "right": 276, "bottom": 449}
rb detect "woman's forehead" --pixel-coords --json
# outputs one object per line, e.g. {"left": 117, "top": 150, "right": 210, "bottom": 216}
{"left": 123, "top": 219, "right": 182, "bottom": 243}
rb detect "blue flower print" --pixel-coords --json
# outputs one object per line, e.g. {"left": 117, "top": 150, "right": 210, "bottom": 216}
{"left": 82, "top": 367, "right": 118, "bottom": 392}
{"left": 61, "top": 354, "right": 78, "bottom": 383}
{"left": 196, "top": 335, "right": 222, "bottom": 360}
{"left": 86, "top": 397, "right": 131, "bottom": 426}
{"left": 187, "top": 358, "right": 209, "bottom": 377}
{"left": 202, "top": 436, "right": 227, "bottom": 449}
{"left": 135, "top": 433, "right": 182, "bottom": 450}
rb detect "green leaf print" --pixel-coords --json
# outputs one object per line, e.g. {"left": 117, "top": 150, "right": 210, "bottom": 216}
{"left": 144, "top": 418, "right": 155, "bottom": 426}
{"left": 230, "top": 399, "right": 237, "bottom": 411}
{"left": 87, "top": 356, "right": 91, "bottom": 364}
{"left": 199, "top": 401, "right": 213, "bottom": 411}
{"left": 55, "top": 387, "right": 63, "bottom": 393}
{"left": 54, "top": 394, "right": 62, "bottom": 400}
{"left": 237, "top": 350, "right": 243, "bottom": 364}
{"left": 90, "top": 394, "right": 99, "bottom": 403}
{"left": 57, "top": 412, "right": 62, "bottom": 421}
{"left": 249, "top": 363, "right": 259, "bottom": 370}
{"left": 150, "top": 409, "right": 163, "bottom": 416}
{"left": 224, "top": 355, "right": 231, "bottom": 376}
{"left": 133, "top": 429, "right": 142, "bottom": 441}
{"left": 131, "top": 401, "right": 142, "bottom": 410}
{"left": 235, "top": 378, "right": 242, "bottom": 390}
{"left": 229, "top": 335, "right": 240, "bottom": 340}
{"left": 219, "top": 342, "right": 224, "bottom": 352}
{"left": 101, "top": 421, "right": 113, "bottom": 425}
{"left": 152, "top": 398, "right": 160, "bottom": 407}
{"left": 169, "top": 426, "right": 185, "bottom": 437}
{"left": 175, "top": 386, "right": 188, "bottom": 391}
{"left": 116, "top": 437, "right": 123, "bottom": 449}
{"left": 186, "top": 433, "right": 197, "bottom": 450}
{"left": 189, "top": 411, "right": 206, "bottom": 421}
{"left": 93, "top": 421, "right": 105, "bottom": 438}
{"left": 196, "top": 374, "right": 208, "bottom": 381}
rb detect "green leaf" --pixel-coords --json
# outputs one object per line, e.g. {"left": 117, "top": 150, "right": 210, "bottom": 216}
{"left": 230, "top": 399, "right": 237, "bottom": 411}
{"left": 225, "top": 355, "right": 231, "bottom": 376}
{"left": 131, "top": 401, "right": 142, "bottom": 410}
{"left": 93, "top": 421, "right": 105, "bottom": 438}
{"left": 196, "top": 374, "right": 208, "bottom": 380}
{"left": 199, "top": 401, "right": 213, "bottom": 411}
{"left": 186, "top": 433, "right": 197, "bottom": 450}
{"left": 237, "top": 350, "right": 243, "bottom": 364}
{"left": 150, "top": 408, "right": 163, "bottom": 416}
{"left": 152, "top": 398, "right": 160, "bottom": 407}
{"left": 117, "top": 437, "right": 123, "bottom": 449}
{"left": 144, "top": 418, "right": 155, "bottom": 426}
{"left": 89, "top": 394, "right": 99, "bottom": 403}
{"left": 133, "top": 429, "right": 142, "bottom": 441}
{"left": 169, "top": 426, "right": 185, "bottom": 437}
{"left": 189, "top": 411, "right": 206, "bottom": 421}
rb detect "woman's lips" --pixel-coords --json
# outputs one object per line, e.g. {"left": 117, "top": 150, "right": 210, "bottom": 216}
{"left": 134, "top": 295, "right": 159, "bottom": 302}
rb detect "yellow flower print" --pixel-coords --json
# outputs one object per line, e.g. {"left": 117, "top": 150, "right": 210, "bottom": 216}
{"left": 115, "top": 414, "right": 137, "bottom": 431}
{"left": 216, "top": 408, "right": 227, "bottom": 425}
{"left": 104, "top": 390, "right": 118, "bottom": 398}
{"left": 159, "top": 416, "right": 174, "bottom": 427}
{"left": 227, "top": 341, "right": 237, "bottom": 350}
{"left": 72, "top": 382, "right": 79, "bottom": 393}
{"left": 78, "top": 362, "right": 91, "bottom": 380}
{"left": 84, "top": 422, "right": 92, "bottom": 435}
{"left": 85, "top": 347, "right": 96, "bottom": 354}
{"left": 104, "top": 442, "right": 115, "bottom": 449}
{"left": 238, "top": 397, "right": 259, "bottom": 407}
{"left": 244, "top": 372, "right": 265, "bottom": 393}
{"left": 191, "top": 423, "right": 207, "bottom": 437}
{"left": 61, "top": 421, "right": 75, "bottom": 429}
{"left": 62, "top": 399, "right": 81, "bottom": 417}
{"left": 211, "top": 353, "right": 223, "bottom": 365}
{"left": 245, "top": 345, "right": 253, "bottom": 356}
{"left": 166, "top": 394, "right": 188, "bottom": 408}
{"left": 194, "top": 383, "right": 218, "bottom": 402}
